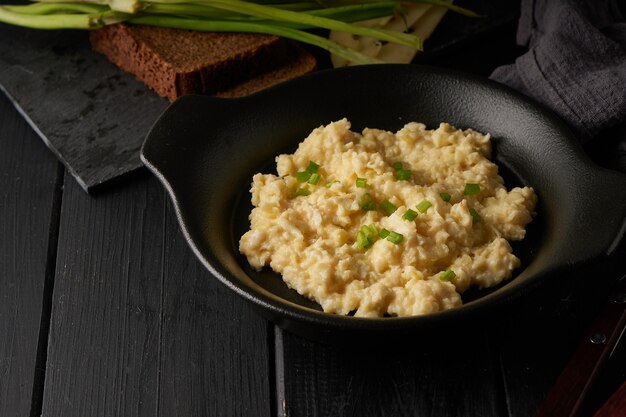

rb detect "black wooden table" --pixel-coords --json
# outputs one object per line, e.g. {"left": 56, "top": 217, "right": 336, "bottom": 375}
{"left": 2, "top": 11, "right": 626, "bottom": 417}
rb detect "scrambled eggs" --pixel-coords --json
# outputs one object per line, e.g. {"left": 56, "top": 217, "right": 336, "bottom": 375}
{"left": 239, "top": 119, "right": 537, "bottom": 317}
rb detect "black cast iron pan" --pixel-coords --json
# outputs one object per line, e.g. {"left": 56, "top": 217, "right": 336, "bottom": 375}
{"left": 141, "top": 65, "right": 626, "bottom": 342}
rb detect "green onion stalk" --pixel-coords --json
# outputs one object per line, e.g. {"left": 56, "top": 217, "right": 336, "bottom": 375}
{"left": 0, "top": 0, "right": 477, "bottom": 64}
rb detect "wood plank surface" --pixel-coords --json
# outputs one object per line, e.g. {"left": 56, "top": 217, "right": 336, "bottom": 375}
{"left": 0, "top": 94, "right": 61, "bottom": 416}
{"left": 41, "top": 174, "right": 272, "bottom": 417}
{"left": 497, "top": 272, "right": 626, "bottom": 417}
{"left": 278, "top": 327, "right": 507, "bottom": 417}
{"left": 496, "top": 299, "right": 584, "bottom": 417}
{"left": 42, "top": 176, "right": 165, "bottom": 417}
{"left": 156, "top": 202, "right": 273, "bottom": 417}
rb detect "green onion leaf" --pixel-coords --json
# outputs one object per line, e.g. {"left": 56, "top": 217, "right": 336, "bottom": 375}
{"left": 356, "top": 177, "right": 367, "bottom": 188}
{"left": 326, "top": 180, "right": 339, "bottom": 188}
{"left": 296, "top": 171, "right": 311, "bottom": 182}
{"left": 439, "top": 192, "right": 452, "bottom": 202}
{"left": 439, "top": 270, "right": 456, "bottom": 281}
{"left": 416, "top": 199, "right": 432, "bottom": 213}
{"left": 203, "top": 0, "right": 423, "bottom": 51}
{"left": 306, "top": 161, "right": 320, "bottom": 174}
{"left": 464, "top": 183, "right": 480, "bottom": 196}
{"left": 361, "top": 193, "right": 377, "bottom": 211}
{"left": 469, "top": 207, "right": 481, "bottom": 224}
{"left": 308, "top": 172, "right": 321, "bottom": 185}
{"left": 395, "top": 169, "right": 412, "bottom": 181}
{"left": 380, "top": 199, "right": 398, "bottom": 215}
{"left": 392, "top": 162, "right": 403, "bottom": 171}
{"left": 386, "top": 231, "right": 404, "bottom": 244}
{"left": 379, "top": 228, "right": 390, "bottom": 239}
{"left": 402, "top": 208, "right": 418, "bottom": 221}
{"left": 128, "top": 16, "right": 385, "bottom": 65}
{"left": 0, "top": 0, "right": 480, "bottom": 66}
{"left": 294, "top": 187, "right": 311, "bottom": 197}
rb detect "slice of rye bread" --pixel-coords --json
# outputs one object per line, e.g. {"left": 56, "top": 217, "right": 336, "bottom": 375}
{"left": 90, "top": 24, "right": 317, "bottom": 101}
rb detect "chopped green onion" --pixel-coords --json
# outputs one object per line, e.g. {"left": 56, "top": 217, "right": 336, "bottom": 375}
{"left": 356, "top": 230, "right": 370, "bottom": 248}
{"left": 296, "top": 171, "right": 311, "bottom": 182}
{"left": 308, "top": 172, "right": 321, "bottom": 185}
{"left": 439, "top": 270, "right": 456, "bottom": 282}
{"left": 306, "top": 161, "right": 320, "bottom": 174}
{"left": 402, "top": 209, "right": 418, "bottom": 221}
{"left": 464, "top": 183, "right": 480, "bottom": 196}
{"left": 392, "top": 161, "right": 412, "bottom": 180}
{"left": 356, "top": 177, "right": 367, "bottom": 188}
{"left": 416, "top": 199, "right": 432, "bottom": 213}
{"left": 469, "top": 207, "right": 481, "bottom": 224}
{"left": 294, "top": 187, "right": 311, "bottom": 197}
{"left": 395, "top": 169, "right": 412, "bottom": 181}
{"left": 439, "top": 192, "right": 452, "bottom": 202}
{"left": 362, "top": 224, "right": 378, "bottom": 240}
{"left": 326, "top": 180, "right": 339, "bottom": 188}
{"left": 361, "top": 193, "right": 377, "bottom": 211}
{"left": 378, "top": 228, "right": 403, "bottom": 244}
{"left": 357, "top": 224, "right": 378, "bottom": 249}
{"left": 380, "top": 199, "right": 398, "bottom": 215}
{"left": 362, "top": 201, "right": 377, "bottom": 211}
{"left": 386, "top": 231, "right": 404, "bottom": 244}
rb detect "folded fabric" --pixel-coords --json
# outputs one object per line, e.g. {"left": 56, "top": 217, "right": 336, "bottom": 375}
{"left": 490, "top": 0, "right": 626, "bottom": 170}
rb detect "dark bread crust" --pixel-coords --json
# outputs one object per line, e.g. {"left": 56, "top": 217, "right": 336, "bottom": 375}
{"left": 90, "top": 24, "right": 317, "bottom": 101}
{"left": 215, "top": 47, "right": 317, "bottom": 98}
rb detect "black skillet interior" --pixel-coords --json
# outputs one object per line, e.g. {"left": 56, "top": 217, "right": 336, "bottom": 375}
{"left": 141, "top": 65, "right": 626, "bottom": 339}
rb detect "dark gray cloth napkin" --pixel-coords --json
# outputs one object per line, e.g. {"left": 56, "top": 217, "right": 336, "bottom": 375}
{"left": 490, "top": 0, "right": 626, "bottom": 170}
